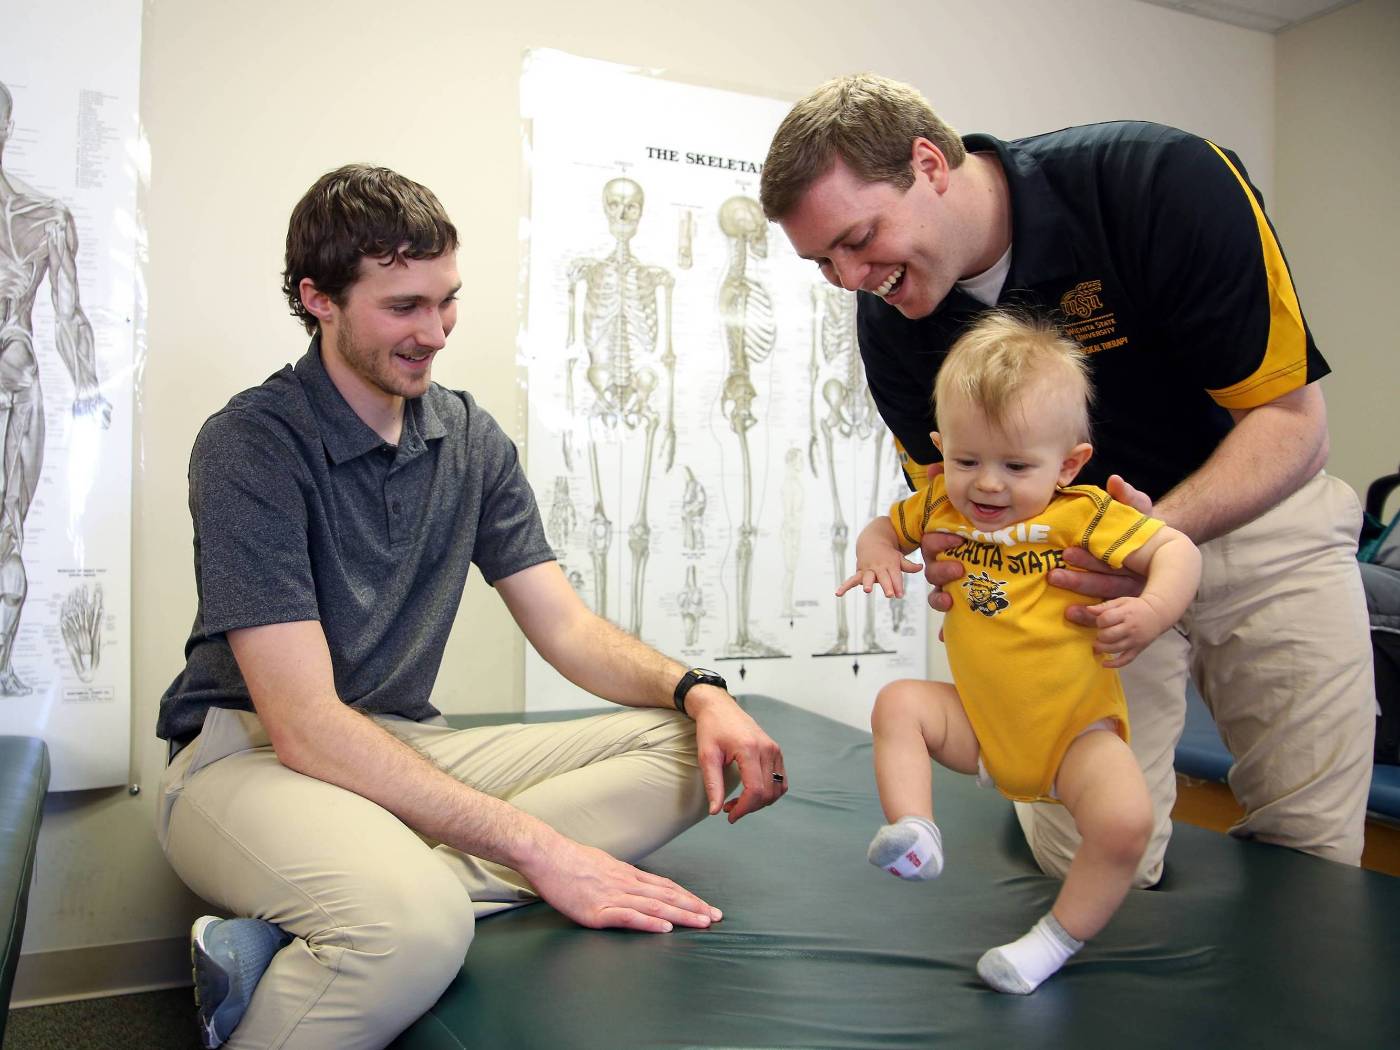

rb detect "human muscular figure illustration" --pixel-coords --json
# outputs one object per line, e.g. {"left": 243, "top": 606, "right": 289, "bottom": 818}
{"left": 0, "top": 82, "right": 112, "bottom": 695}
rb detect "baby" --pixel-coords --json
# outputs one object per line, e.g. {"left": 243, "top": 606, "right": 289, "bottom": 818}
{"left": 839, "top": 311, "right": 1201, "bottom": 994}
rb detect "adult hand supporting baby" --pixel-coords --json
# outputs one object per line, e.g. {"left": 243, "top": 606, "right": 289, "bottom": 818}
{"left": 918, "top": 463, "right": 965, "bottom": 615}
{"left": 1051, "top": 474, "right": 1154, "bottom": 627}
{"left": 921, "top": 533, "right": 967, "bottom": 613}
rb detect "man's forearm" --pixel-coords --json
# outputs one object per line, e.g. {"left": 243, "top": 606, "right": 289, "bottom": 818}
{"left": 230, "top": 620, "right": 563, "bottom": 875}
{"left": 498, "top": 562, "right": 686, "bottom": 710}
{"left": 553, "top": 611, "right": 685, "bottom": 708}
{"left": 1154, "top": 384, "right": 1328, "bottom": 545}
{"left": 496, "top": 561, "right": 785, "bottom": 820}
{"left": 274, "top": 697, "right": 560, "bottom": 873}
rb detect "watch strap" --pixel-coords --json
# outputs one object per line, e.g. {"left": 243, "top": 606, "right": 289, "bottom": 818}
{"left": 673, "top": 668, "right": 726, "bottom": 716}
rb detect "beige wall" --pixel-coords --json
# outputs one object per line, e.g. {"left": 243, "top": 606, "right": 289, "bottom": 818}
{"left": 1277, "top": 0, "right": 1400, "bottom": 501}
{"left": 16, "top": 0, "right": 1295, "bottom": 1001}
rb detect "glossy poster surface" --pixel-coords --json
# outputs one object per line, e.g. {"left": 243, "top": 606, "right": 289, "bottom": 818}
{"left": 0, "top": 0, "right": 140, "bottom": 789}
{"left": 520, "top": 51, "right": 926, "bottom": 730}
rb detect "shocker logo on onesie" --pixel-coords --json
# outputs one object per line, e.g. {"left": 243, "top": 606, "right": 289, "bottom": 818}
{"left": 962, "top": 570, "right": 1010, "bottom": 618}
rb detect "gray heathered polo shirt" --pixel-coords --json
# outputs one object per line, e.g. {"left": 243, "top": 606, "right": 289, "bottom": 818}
{"left": 156, "top": 337, "right": 554, "bottom": 742}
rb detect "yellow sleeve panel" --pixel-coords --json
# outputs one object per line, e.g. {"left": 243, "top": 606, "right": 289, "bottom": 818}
{"left": 889, "top": 474, "right": 949, "bottom": 550}
{"left": 1203, "top": 141, "right": 1311, "bottom": 411}
{"left": 1058, "top": 485, "right": 1165, "bottom": 568}
{"left": 893, "top": 435, "right": 935, "bottom": 492}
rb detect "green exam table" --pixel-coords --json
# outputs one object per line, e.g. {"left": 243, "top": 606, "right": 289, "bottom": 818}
{"left": 393, "top": 696, "right": 1400, "bottom": 1049}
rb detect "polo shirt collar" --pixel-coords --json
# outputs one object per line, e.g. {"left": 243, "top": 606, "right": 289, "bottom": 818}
{"left": 294, "top": 334, "right": 444, "bottom": 465}
{"left": 414, "top": 385, "right": 448, "bottom": 446}
{"left": 962, "top": 132, "right": 1077, "bottom": 292}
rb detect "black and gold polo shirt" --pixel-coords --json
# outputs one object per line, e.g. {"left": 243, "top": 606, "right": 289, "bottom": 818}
{"left": 856, "top": 121, "right": 1328, "bottom": 498}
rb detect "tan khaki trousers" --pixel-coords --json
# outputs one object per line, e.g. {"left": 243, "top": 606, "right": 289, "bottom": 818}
{"left": 158, "top": 705, "right": 714, "bottom": 1050}
{"left": 1016, "top": 471, "right": 1376, "bottom": 885}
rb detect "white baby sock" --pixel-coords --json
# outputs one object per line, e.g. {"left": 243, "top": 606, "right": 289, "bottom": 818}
{"left": 866, "top": 815, "right": 943, "bottom": 880}
{"left": 977, "top": 912, "right": 1084, "bottom": 994}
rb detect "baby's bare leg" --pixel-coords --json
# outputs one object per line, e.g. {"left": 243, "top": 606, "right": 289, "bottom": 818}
{"left": 871, "top": 679, "right": 979, "bottom": 820}
{"left": 1052, "top": 730, "right": 1153, "bottom": 940}
{"left": 867, "top": 680, "right": 979, "bottom": 879}
{"left": 978, "top": 730, "right": 1151, "bottom": 994}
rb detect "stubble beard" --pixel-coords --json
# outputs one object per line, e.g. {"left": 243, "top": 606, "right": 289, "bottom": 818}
{"left": 335, "top": 312, "right": 429, "bottom": 401}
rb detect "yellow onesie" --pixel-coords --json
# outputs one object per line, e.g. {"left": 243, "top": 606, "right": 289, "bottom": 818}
{"left": 892, "top": 477, "right": 1164, "bottom": 803}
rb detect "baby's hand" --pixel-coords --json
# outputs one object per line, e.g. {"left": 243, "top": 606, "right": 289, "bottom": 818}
{"left": 1085, "top": 594, "right": 1171, "bottom": 668}
{"left": 836, "top": 552, "right": 922, "bottom": 600}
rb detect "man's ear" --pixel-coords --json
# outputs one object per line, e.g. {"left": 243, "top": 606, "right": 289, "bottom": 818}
{"left": 910, "top": 138, "right": 950, "bottom": 193}
{"left": 1058, "top": 442, "right": 1093, "bottom": 486}
{"left": 930, "top": 430, "right": 944, "bottom": 454}
{"left": 299, "top": 278, "right": 336, "bottom": 326}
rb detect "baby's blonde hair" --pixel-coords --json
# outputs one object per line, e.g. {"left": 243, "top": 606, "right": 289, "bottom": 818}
{"left": 934, "top": 311, "right": 1093, "bottom": 443}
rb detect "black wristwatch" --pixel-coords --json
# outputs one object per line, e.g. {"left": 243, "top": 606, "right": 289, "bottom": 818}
{"left": 673, "top": 667, "right": 727, "bottom": 717}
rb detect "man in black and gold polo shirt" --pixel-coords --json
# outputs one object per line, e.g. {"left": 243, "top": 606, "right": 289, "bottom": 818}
{"left": 761, "top": 73, "right": 1373, "bottom": 886}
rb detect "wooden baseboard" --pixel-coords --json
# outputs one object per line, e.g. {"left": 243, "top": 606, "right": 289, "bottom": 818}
{"left": 10, "top": 935, "right": 192, "bottom": 1008}
{"left": 1173, "top": 774, "right": 1400, "bottom": 877}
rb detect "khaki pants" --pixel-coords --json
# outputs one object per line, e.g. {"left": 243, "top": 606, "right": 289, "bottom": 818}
{"left": 158, "top": 704, "right": 714, "bottom": 1050}
{"left": 1017, "top": 471, "right": 1376, "bottom": 885}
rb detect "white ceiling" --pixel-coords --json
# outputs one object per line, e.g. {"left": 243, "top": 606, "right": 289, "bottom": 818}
{"left": 1136, "top": 0, "right": 1358, "bottom": 32}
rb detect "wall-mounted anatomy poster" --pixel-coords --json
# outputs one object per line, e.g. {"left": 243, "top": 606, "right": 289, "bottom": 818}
{"left": 0, "top": 0, "right": 140, "bottom": 790}
{"left": 520, "top": 51, "right": 926, "bottom": 731}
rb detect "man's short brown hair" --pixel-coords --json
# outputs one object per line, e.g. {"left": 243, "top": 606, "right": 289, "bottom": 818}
{"left": 760, "top": 73, "right": 966, "bottom": 221}
{"left": 282, "top": 164, "right": 458, "bottom": 333}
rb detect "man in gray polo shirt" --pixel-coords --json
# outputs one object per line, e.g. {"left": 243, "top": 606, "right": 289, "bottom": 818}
{"left": 156, "top": 164, "right": 787, "bottom": 1050}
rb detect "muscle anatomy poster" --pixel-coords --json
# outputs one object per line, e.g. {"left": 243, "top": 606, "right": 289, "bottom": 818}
{"left": 0, "top": 1, "right": 140, "bottom": 789}
{"left": 520, "top": 51, "right": 925, "bottom": 730}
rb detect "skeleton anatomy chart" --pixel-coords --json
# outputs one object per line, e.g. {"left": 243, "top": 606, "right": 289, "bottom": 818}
{"left": 521, "top": 52, "right": 925, "bottom": 730}
{"left": 0, "top": 1, "right": 140, "bottom": 790}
